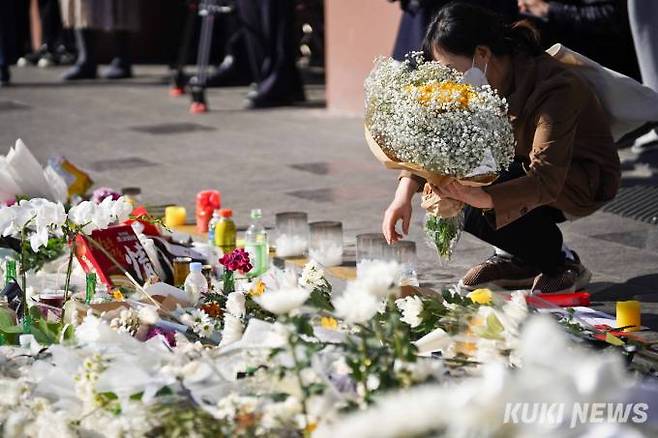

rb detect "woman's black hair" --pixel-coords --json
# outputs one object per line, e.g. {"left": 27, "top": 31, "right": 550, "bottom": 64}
{"left": 422, "top": 2, "right": 542, "bottom": 59}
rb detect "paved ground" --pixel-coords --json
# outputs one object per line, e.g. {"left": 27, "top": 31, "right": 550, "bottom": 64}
{"left": 2, "top": 65, "right": 658, "bottom": 328}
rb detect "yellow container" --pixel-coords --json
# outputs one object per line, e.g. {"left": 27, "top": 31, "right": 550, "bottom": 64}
{"left": 165, "top": 206, "right": 187, "bottom": 228}
{"left": 215, "top": 209, "right": 237, "bottom": 255}
{"left": 616, "top": 300, "right": 641, "bottom": 332}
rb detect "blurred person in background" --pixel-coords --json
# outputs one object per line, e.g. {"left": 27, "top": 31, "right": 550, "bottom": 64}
{"left": 240, "top": 0, "right": 305, "bottom": 108}
{"left": 59, "top": 0, "right": 140, "bottom": 80}
{"left": 0, "top": 0, "right": 20, "bottom": 86}
{"left": 628, "top": 0, "right": 658, "bottom": 153}
{"left": 518, "top": 0, "right": 640, "bottom": 80}
{"left": 18, "top": 0, "right": 75, "bottom": 68}
{"left": 391, "top": 0, "right": 519, "bottom": 61}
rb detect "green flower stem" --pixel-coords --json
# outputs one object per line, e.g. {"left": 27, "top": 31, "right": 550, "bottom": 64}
{"left": 61, "top": 238, "right": 77, "bottom": 323}
{"left": 19, "top": 227, "right": 27, "bottom": 319}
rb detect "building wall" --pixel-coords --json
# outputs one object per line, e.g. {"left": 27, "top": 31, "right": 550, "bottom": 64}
{"left": 325, "top": 0, "right": 402, "bottom": 115}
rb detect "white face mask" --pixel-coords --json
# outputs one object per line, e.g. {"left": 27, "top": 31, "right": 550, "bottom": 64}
{"left": 462, "top": 56, "right": 489, "bottom": 87}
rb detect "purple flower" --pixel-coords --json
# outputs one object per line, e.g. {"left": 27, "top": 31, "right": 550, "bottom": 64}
{"left": 91, "top": 187, "right": 122, "bottom": 204}
{"left": 145, "top": 326, "right": 176, "bottom": 347}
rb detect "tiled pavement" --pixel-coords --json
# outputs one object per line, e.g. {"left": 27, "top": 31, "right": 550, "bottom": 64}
{"left": 1, "top": 65, "right": 658, "bottom": 327}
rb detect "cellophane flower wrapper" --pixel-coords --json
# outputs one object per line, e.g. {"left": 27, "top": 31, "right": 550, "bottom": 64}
{"left": 424, "top": 210, "right": 465, "bottom": 264}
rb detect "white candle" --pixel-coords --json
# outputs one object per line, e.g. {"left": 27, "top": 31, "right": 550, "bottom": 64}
{"left": 309, "top": 242, "right": 343, "bottom": 267}
{"left": 275, "top": 234, "right": 308, "bottom": 257}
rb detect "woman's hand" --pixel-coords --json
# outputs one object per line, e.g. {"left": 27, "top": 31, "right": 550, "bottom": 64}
{"left": 433, "top": 182, "right": 494, "bottom": 209}
{"left": 383, "top": 177, "right": 419, "bottom": 244}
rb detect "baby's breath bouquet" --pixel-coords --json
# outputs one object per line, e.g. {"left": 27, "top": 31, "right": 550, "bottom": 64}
{"left": 365, "top": 53, "right": 515, "bottom": 260}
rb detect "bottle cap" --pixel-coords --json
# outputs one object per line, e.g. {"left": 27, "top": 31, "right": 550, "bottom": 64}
{"left": 219, "top": 208, "right": 233, "bottom": 218}
{"left": 189, "top": 262, "right": 202, "bottom": 273}
{"left": 250, "top": 209, "right": 262, "bottom": 220}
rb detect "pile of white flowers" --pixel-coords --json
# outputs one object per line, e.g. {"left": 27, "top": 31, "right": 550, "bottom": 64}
{"left": 0, "top": 196, "right": 133, "bottom": 252}
{"left": 365, "top": 53, "right": 516, "bottom": 178}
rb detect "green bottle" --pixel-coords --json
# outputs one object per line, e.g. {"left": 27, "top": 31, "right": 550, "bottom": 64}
{"left": 85, "top": 273, "right": 97, "bottom": 304}
{"left": 244, "top": 209, "right": 269, "bottom": 276}
{"left": 4, "top": 259, "right": 16, "bottom": 286}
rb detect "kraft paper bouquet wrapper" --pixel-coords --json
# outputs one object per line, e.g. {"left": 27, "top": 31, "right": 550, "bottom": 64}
{"left": 365, "top": 126, "right": 497, "bottom": 218}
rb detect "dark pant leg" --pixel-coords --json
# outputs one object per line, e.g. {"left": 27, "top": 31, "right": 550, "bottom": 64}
{"left": 0, "top": 0, "right": 18, "bottom": 68}
{"left": 464, "top": 205, "right": 565, "bottom": 274}
{"left": 238, "top": 0, "right": 266, "bottom": 82}
{"left": 463, "top": 160, "right": 566, "bottom": 274}
{"left": 245, "top": 0, "right": 303, "bottom": 100}
{"left": 38, "top": 0, "right": 63, "bottom": 50}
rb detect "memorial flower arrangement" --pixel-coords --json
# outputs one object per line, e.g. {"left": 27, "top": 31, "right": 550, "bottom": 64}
{"left": 364, "top": 53, "right": 516, "bottom": 259}
{"left": 0, "top": 254, "right": 656, "bottom": 437}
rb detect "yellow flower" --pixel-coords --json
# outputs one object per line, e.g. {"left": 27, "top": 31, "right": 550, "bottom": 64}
{"left": 406, "top": 81, "right": 476, "bottom": 108}
{"left": 320, "top": 316, "right": 338, "bottom": 330}
{"left": 112, "top": 289, "right": 124, "bottom": 301}
{"left": 249, "top": 280, "right": 266, "bottom": 297}
{"left": 467, "top": 288, "right": 492, "bottom": 305}
{"left": 304, "top": 422, "right": 318, "bottom": 434}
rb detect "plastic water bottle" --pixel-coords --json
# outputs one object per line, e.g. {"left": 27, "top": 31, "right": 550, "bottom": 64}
{"left": 207, "top": 209, "right": 221, "bottom": 247}
{"left": 184, "top": 262, "right": 208, "bottom": 304}
{"left": 245, "top": 209, "right": 269, "bottom": 276}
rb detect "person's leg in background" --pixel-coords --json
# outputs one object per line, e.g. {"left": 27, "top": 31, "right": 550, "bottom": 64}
{"left": 246, "top": 0, "right": 305, "bottom": 108}
{"left": 206, "top": 26, "right": 255, "bottom": 87}
{"left": 62, "top": 27, "right": 97, "bottom": 80}
{"left": 101, "top": 30, "right": 133, "bottom": 79}
{"left": 0, "top": 0, "right": 18, "bottom": 85}
{"left": 628, "top": 0, "right": 658, "bottom": 153}
{"left": 36, "top": 0, "right": 65, "bottom": 66}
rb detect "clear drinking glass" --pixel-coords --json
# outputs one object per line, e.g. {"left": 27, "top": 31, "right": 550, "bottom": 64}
{"left": 390, "top": 240, "right": 418, "bottom": 286}
{"left": 274, "top": 212, "right": 309, "bottom": 257}
{"left": 356, "top": 233, "right": 387, "bottom": 276}
{"left": 309, "top": 221, "right": 343, "bottom": 267}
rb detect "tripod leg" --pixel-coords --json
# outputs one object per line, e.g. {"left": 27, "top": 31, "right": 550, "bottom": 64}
{"left": 190, "top": 6, "right": 216, "bottom": 113}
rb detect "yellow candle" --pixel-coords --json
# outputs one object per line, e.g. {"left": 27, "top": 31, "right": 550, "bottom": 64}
{"left": 616, "top": 300, "right": 641, "bottom": 332}
{"left": 164, "top": 206, "right": 187, "bottom": 228}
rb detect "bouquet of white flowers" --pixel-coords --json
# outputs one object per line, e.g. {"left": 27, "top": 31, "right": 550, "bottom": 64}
{"left": 364, "top": 53, "right": 516, "bottom": 260}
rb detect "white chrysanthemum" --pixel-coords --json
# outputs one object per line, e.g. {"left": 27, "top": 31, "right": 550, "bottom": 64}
{"left": 226, "top": 291, "right": 246, "bottom": 318}
{"left": 395, "top": 295, "right": 423, "bottom": 328}
{"left": 219, "top": 314, "right": 244, "bottom": 347}
{"left": 180, "top": 309, "right": 214, "bottom": 338}
{"left": 333, "top": 282, "right": 381, "bottom": 324}
{"left": 299, "top": 259, "right": 325, "bottom": 291}
{"left": 255, "top": 286, "right": 310, "bottom": 315}
{"left": 357, "top": 260, "right": 402, "bottom": 298}
{"left": 109, "top": 308, "right": 141, "bottom": 336}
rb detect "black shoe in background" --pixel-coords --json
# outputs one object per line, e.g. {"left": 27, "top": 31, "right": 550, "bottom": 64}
{"left": 101, "top": 57, "right": 132, "bottom": 79}
{"left": 206, "top": 56, "right": 252, "bottom": 88}
{"left": 61, "top": 63, "right": 97, "bottom": 80}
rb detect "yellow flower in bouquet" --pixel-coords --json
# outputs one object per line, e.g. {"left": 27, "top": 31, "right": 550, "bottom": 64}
{"left": 406, "top": 81, "right": 477, "bottom": 109}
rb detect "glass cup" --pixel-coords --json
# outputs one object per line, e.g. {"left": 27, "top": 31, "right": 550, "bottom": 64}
{"left": 356, "top": 233, "right": 387, "bottom": 263}
{"left": 275, "top": 212, "right": 309, "bottom": 257}
{"left": 389, "top": 240, "right": 418, "bottom": 286}
{"left": 173, "top": 257, "right": 192, "bottom": 287}
{"left": 309, "top": 221, "right": 343, "bottom": 267}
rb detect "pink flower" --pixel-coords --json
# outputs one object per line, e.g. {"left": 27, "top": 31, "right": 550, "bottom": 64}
{"left": 219, "top": 248, "right": 253, "bottom": 274}
{"left": 91, "top": 187, "right": 122, "bottom": 204}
